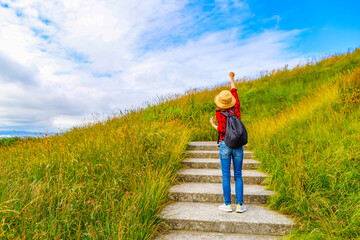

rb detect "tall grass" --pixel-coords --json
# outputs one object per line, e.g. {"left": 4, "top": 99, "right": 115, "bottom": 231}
{"left": 0, "top": 49, "right": 359, "bottom": 239}
{"left": 0, "top": 112, "right": 190, "bottom": 239}
{"left": 0, "top": 137, "right": 21, "bottom": 147}
{"left": 249, "top": 70, "right": 360, "bottom": 239}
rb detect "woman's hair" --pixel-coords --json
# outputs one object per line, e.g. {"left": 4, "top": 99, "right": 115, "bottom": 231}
{"left": 215, "top": 107, "right": 229, "bottom": 111}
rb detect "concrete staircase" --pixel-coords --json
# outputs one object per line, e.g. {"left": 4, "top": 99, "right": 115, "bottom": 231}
{"left": 156, "top": 142, "right": 295, "bottom": 239}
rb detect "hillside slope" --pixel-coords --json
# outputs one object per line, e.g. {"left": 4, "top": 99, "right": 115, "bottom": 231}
{"left": 144, "top": 49, "right": 360, "bottom": 239}
{"left": 0, "top": 49, "right": 359, "bottom": 239}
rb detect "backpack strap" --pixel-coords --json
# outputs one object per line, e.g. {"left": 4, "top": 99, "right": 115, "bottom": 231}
{"left": 220, "top": 110, "right": 230, "bottom": 117}
{"left": 220, "top": 106, "right": 236, "bottom": 117}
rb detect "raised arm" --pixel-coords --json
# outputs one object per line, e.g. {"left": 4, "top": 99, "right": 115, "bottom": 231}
{"left": 229, "top": 72, "right": 235, "bottom": 89}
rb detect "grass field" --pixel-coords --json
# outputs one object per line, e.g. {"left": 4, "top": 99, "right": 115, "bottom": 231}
{"left": 1, "top": 49, "right": 359, "bottom": 239}
{"left": 0, "top": 137, "right": 21, "bottom": 148}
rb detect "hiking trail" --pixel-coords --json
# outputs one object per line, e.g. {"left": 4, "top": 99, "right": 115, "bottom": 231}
{"left": 156, "top": 141, "right": 295, "bottom": 240}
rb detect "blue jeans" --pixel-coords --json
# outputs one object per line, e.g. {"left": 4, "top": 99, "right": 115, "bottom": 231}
{"left": 219, "top": 140, "right": 244, "bottom": 205}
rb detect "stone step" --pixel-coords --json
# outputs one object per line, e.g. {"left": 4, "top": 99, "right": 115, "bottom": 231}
{"left": 159, "top": 202, "right": 294, "bottom": 236}
{"left": 187, "top": 141, "right": 249, "bottom": 151}
{"left": 186, "top": 150, "right": 253, "bottom": 159}
{"left": 169, "top": 183, "right": 273, "bottom": 204}
{"left": 178, "top": 169, "right": 267, "bottom": 185}
{"left": 155, "top": 230, "right": 277, "bottom": 240}
{"left": 183, "top": 158, "right": 259, "bottom": 170}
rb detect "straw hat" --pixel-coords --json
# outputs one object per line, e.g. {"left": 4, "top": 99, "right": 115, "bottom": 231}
{"left": 214, "top": 90, "right": 236, "bottom": 109}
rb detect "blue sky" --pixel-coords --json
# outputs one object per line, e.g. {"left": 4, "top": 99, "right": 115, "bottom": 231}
{"left": 0, "top": 0, "right": 359, "bottom": 134}
{"left": 247, "top": 0, "right": 360, "bottom": 54}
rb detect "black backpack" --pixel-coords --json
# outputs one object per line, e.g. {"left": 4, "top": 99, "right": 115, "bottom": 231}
{"left": 219, "top": 106, "right": 248, "bottom": 149}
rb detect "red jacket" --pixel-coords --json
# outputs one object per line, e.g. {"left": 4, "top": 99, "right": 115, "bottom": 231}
{"left": 215, "top": 88, "right": 241, "bottom": 141}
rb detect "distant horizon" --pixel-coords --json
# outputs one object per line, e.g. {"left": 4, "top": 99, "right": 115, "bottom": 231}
{"left": 0, "top": 130, "right": 57, "bottom": 139}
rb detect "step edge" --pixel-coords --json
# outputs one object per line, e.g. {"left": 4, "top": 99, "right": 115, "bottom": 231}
{"left": 155, "top": 230, "right": 277, "bottom": 240}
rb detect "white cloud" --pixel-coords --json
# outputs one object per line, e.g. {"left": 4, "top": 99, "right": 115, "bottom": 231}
{"left": 0, "top": 135, "right": 12, "bottom": 138}
{"left": 0, "top": 52, "right": 39, "bottom": 85}
{"left": 0, "top": 0, "right": 304, "bottom": 132}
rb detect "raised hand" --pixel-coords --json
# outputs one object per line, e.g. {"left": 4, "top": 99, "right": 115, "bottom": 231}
{"left": 229, "top": 72, "right": 235, "bottom": 89}
{"left": 229, "top": 72, "right": 235, "bottom": 79}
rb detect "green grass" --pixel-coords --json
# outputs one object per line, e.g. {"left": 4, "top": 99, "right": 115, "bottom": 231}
{"left": 1, "top": 114, "right": 191, "bottom": 239}
{"left": 0, "top": 49, "right": 359, "bottom": 239}
{"left": 0, "top": 137, "right": 21, "bottom": 148}
{"left": 250, "top": 71, "right": 360, "bottom": 239}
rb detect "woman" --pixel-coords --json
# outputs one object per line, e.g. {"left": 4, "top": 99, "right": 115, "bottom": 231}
{"left": 210, "top": 72, "right": 247, "bottom": 213}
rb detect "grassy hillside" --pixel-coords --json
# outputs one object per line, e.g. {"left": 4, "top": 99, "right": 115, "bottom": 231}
{"left": 1, "top": 49, "right": 359, "bottom": 239}
{"left": 0, "top": 115, "right": 191, "bottom": 239}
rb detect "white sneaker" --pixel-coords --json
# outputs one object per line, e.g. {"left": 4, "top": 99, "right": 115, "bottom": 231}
{"left": 236, "top": 203, "right": 247, "bottom": 213}
{"left": 219, "top": 203, "right": 232, "bottom": 212}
